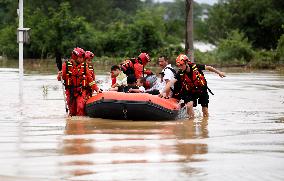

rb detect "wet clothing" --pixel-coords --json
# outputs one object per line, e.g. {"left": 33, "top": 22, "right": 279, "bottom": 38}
{"left": 173, "top": 64, "right": 209, "bottom": 107}
{"left": 181, "top": 90, "right": 209, "bottom": 107}
{"left": 60, "top": 60, "right": 99, "bottom": 116}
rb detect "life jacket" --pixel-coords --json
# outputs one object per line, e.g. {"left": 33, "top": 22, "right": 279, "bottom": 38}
{"left": 65, "top": 60, "right": 88, "bottom": 92}
{"left": 175, "top": 64, "right": 207, "bottom": 95}
{"left": 121, "top": 58, "right": 136, "bottom": 76}
{"left": 88, "top": 64, "right": 95, "bottom": 80}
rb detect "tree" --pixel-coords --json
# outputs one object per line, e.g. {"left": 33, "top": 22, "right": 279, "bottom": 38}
{"left": 276, "top": 26, "right": 284, "bottom": 62}
{"left": 206, "top": 0, "right": 284, "bottom": 49}
{"left": 217, "top": 30, "right": 254, "bottom": 63}
{"left": 185, "top": 0, "right": 194, "bottom": 59}
{"left": 0, "top": 0, "right": 18, "bottom": 29}
{"left": 25, "top": 2, "right": 90, "bottom": 61}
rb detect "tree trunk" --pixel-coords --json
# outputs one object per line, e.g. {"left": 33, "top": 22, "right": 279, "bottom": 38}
{"left": 185, "top": 0, "right": 194, "bottom": 62}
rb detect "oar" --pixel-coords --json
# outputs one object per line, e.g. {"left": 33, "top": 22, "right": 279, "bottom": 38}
{"left": 56, "top": 57, "right": 68, "bottom": 114}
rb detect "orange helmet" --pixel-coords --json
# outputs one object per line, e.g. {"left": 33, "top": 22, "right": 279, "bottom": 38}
{"left": 85, "top": 51, "right": 95, "bottom": 60}
{"left": 71, "top": 47, "right": 85, "bottom": 60}
{"left": 138, "top": 53, "right": 151, "bottom": 66}
{"left": 176, "top": 54, "right": 189, "bottom": 66}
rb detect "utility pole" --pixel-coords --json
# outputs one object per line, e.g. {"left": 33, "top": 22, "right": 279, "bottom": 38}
{"left": 185, "top": 0, "right": 194, "bottom": 62}
{"left": 17, "top": 0, "right": 30, "bottom": 98}
{"left": 18, "top": 0, "right": 24, "bottom": 98}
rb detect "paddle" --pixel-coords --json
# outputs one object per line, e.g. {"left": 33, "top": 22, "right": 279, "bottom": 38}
{"left": 56, "top": 57, "right": 68, "bottom": 114}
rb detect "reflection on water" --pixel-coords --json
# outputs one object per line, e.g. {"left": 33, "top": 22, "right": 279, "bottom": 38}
{"left": 60, "top": 118, "right": 208, "bottom": 180}
{"left": 0, "top": 64, "right": 284, "bottom": 180}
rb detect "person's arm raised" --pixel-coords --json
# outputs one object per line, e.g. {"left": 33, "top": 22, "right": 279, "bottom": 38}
{"left": 205, "top": 65, "right": 226, "bottom": 78}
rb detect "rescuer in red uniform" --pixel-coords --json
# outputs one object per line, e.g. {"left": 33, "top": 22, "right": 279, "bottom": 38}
{"left": 58, "top": 47, "right": 101, "bottom": 116}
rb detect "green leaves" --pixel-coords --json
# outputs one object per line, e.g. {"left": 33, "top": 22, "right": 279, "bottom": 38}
{"left": 217, "top": 30, "right": 254, "bottom": 63}
{"left": 25, "top": 2, "right": 90, "bottom": 58}
{"left": 207, "top": 0, "right": 284, "bottom": 49}
{"left": 276, "top": 26, "right": 284, "bottom": 62}
{"left": 0, "top": 25, "right": 18, "bottom": 58}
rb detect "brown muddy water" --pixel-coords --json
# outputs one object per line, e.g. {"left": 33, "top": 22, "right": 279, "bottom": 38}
{"left": 0, "top": 60, "right": 284, "bottom": 181}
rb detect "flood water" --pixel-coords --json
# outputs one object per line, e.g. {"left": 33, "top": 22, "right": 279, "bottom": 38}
{"left": 0, "top": 60, "right": 284, "bottom": 181}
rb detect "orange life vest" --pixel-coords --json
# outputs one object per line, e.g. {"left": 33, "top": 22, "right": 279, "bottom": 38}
{"left": 88, "top": 64, "right": 95, "bottom": 80}
{"left": 65, "top": 60, "right": 87, "bottom": 90}
{"left": 177, "top": 64, "right": 207, "bottom": 94}
{"left": 121, "top": 58, "right": 136, "bottom": 76}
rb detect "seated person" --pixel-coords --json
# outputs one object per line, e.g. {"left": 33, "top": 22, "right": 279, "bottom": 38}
{"left": 129, "top": 77, "right": 146, "bottom": 93}
{"left": 145, "top": 74, "right": 164, "bottom": 95}
{"left": 109, "top": 74, "right": 139, "bottom": 93}
{"left": 110, "top": 65, "right": 127, "bottom": 88}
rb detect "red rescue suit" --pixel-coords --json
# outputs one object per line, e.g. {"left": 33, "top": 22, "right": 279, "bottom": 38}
{"left": 86, "top": 64, "right": 96, "bottom": 98}
{"left": 59, "top": 60, "right": 99, "bottom": 116}
{"left": 121, "top": 58, "right": 152, "bottom": 79}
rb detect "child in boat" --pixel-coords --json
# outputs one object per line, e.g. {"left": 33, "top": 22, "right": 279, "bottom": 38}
{"left": 129, "top": 77, "right": 146, "bottom": 93}
{"left": 110, "top": 65, "right": 127, "bottom": 88}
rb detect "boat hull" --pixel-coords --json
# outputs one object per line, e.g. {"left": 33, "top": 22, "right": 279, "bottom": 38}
{"left": 86, "top": 92, "right": 179, "bottom": 120}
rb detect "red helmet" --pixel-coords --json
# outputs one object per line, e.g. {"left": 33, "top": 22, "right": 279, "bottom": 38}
{"left": 138, "top": 53, "right": 151, "bottom": 66}
{"left": 85, "top": 51, "right": 95, "bottom": 60}
{"left": 71, "top": 47, "right": 85, "bottom": 60}
{"left": 176, "top": 54, "right": 189, "bottom": 66}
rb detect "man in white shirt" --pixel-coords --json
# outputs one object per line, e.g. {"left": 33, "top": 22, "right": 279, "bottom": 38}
{"left": 158, "top": 56, "right": 176, "bottom": 98}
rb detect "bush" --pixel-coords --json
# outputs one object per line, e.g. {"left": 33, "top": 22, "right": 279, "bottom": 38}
{"left": 217, "top": 30, "right": 254, "bottom": 63}
{"left": 276, "top": 28, "right": 284, "bottom": 63}
{"left": 0, "top": 25, "right": 18, "bottom": 58}
{"left": 194, "top": 50, "right": 220, "bottom": 65}
{"left": 249, "top": 50, "right": 277, "bottom": 69}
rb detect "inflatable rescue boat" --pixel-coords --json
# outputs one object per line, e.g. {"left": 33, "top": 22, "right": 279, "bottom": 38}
{"left": 86, "top": 91, "right": 180, "bottom": 120}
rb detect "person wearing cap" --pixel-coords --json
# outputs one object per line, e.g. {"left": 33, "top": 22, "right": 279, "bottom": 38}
{"left": 163, "top": 54, "right": 226, "bottom": 119}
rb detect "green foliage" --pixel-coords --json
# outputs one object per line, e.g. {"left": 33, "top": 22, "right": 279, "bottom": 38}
{"left": 217, "top": 30, "right": 254, "bottom": 63}
{"left": 0, "top": 0, "right": 213, "bottom": 59}
{"left": 127, "top": 8, "right": 165, "bottom": 54}
{"left": 276, "top": 27, "right": 284, "bottom": 62}
{"left": 207, "top": 0, "right": 284, "bottom": 49}
{"left": 0, "top": 25, "right": 18, "bottom": 58}
{"left": 194, "top": 50, "right": 220, "bottom": 65}
{"left": 0, "top": 0, "right": 17, "bottom": 29}
{"left": 249, "top": 50, "right": 277, "bottom": 69}
{"left": 93, "top": 7, "right": 170, "bottom": 57}
{"left": 25, "top": 2, "right": 90, "bottom": 58}
{"left": 1, "top": 0, "right": 283, "bottom": 70}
